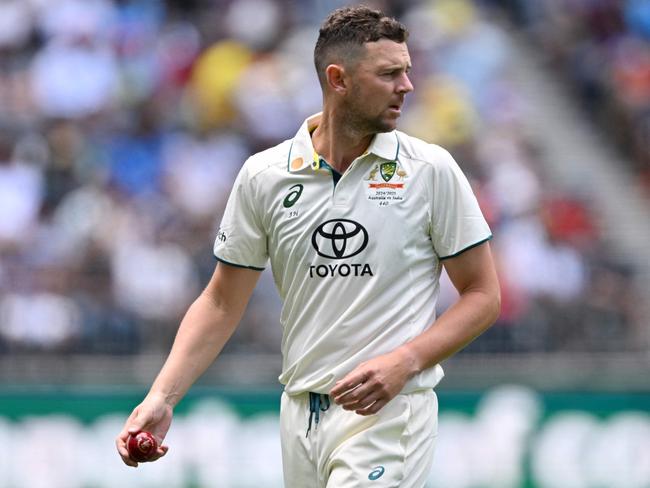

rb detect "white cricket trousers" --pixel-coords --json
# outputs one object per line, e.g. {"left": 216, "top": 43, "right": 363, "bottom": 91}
{"left": 280, "top": 389, "right": 438, "bottom": 487}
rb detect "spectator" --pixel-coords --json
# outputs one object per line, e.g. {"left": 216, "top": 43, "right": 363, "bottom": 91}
{"left": 0, "top": 134, "right": 44, "bottom": 248}
{"left": 0, "top": 0, "right": 642, "bottom": 357}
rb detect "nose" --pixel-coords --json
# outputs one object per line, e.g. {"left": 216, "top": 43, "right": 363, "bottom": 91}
{"left": 397, "top": 72, "right": 414, "bottom": 94}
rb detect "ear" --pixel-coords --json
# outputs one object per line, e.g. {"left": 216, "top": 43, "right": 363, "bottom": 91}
{"left": 325, "top": 64, "right": 348, "bottom": 94}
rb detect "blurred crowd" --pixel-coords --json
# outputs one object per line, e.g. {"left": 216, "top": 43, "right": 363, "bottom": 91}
{"left": 0, "top": 0, "right": 645, "bottom": 358}
{"left": 501, "top": 0, "right": 650, "bottom": 196}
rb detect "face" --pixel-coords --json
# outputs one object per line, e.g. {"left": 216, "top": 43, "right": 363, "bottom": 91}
{"left": 342, "top": 39, "right": 414, "bottom": 134}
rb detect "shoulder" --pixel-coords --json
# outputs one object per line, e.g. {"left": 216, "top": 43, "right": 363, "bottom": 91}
{"left": 241, "top": 139, "right": 293, "bottom": 180}
{"left": 395, "top": 130, "right": 456, "bottom": 170}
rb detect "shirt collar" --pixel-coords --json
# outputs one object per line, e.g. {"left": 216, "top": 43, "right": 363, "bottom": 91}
{"left": 366, "top": 128, "right": 401, "bottom": 162}
{"left": 287, "top": 113, "right": 401, "bottom": 173}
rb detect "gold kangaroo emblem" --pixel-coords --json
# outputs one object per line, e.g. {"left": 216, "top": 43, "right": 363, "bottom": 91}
{"left": 367, "top": 165, "right": 379, "bottom": 181}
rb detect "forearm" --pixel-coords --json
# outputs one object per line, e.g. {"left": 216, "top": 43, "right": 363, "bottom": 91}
{"left": 117, "top": 264, "right": 259, "bottom": 465}
{"left": 147, "top": 291, "right": 243, "bottom": 407}
{"left": 330, "top": 286, "right": 500, "bottom": 415}
{"left": 399, "top": 288, "right": 500, "bottom": 375}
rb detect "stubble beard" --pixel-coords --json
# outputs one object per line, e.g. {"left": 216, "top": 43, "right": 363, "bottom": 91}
{"left": 342, "top": 89, "right": 396, "bottom": 136}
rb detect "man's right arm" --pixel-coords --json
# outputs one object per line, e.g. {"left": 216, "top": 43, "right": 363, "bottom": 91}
{"left": 116, "top": 262, "right": 261, "bottom": 466}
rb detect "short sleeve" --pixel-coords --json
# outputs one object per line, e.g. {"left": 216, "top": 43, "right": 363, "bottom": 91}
{"left": 429, "top": 148, "right": 492, "bottom": 259}
{"left": 213, "top": 162, "right": 268, "bottom": 270}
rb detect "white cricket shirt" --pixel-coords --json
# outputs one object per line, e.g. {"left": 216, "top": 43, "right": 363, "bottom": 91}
{"left": 214, "top": 113, "right": 492, "bottom": 395}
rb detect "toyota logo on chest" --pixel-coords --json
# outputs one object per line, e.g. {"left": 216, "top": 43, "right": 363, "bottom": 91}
{"left": 311, "top": 219, "right": 369, "bottom": 259}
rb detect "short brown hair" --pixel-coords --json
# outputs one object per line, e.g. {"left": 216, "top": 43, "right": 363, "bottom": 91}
{"left": 314, "top": 6, "right": 409, "bottom": 87}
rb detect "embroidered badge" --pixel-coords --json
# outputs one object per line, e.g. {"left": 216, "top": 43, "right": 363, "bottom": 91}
{"left": 365, "top": 161, "right": 408, "bottom": 207}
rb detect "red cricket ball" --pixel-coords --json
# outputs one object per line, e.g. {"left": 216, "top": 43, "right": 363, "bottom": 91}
{"left": 127, "top": 431, "right": 158, "bottom": 462}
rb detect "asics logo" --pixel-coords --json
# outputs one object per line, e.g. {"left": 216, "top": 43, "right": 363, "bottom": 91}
{"left": 283, "top": 184, "right": 303, "bottom": 208}
{"left": 368, "top": 466, "right": 385, "bottom": 480}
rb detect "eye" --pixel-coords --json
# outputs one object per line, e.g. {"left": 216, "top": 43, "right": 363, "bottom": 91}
{"left": 380, "top": 65, "right": 411, "bottom": 78}
{"left": 381, "top": 69, "right": 400, "bottom": 78}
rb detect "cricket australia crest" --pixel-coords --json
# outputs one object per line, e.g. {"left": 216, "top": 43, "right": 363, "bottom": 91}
{"left": 380, "top": 162, "right": 397, "bottom": 182}
{"left": 365, "top": 161, "right": 408, "bottom": 207}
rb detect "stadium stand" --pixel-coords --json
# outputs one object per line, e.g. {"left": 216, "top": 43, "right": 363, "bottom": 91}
{"left": 498, "top": 0, "right": 650, "bottom": 195}
{"left": 0, "top": 0, "right": 647, "bottom": 386}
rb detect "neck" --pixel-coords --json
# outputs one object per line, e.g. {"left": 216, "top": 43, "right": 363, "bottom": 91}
{"left": 311, "top": 108, "right": 373, "bottom": 174}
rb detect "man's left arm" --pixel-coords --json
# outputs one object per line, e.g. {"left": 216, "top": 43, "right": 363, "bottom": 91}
{"left": 331, "top": 241, "right": 500, "bottom": 415}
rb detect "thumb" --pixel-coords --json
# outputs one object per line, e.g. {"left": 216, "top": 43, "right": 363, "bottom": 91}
{"left": 126, "top": 410, "right": 147, "bottom": 434}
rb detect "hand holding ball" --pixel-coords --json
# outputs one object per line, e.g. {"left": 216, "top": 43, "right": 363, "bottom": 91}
{"left": 127, "top": 431, "right": 158, "bottom": 462}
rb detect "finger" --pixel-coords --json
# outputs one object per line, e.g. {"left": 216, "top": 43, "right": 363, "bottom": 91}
{"left": 355, "top": 399, "right": 386, "bottom": 416}
{"left": 334, "top": 382, "right": 374, "bottom": 407}
{"left": 115, "top": 436, "right": 128, "bottom": 456}
{"left": 117, "top": 427, "right": 130, "bottom": 443}
{"left": 116, "top": 437, "right": 139, "bottom": 467}
{"left": 116, "top": 409, "right": 149, "bottom": 467}
{"left": 127, "top": 422, "right": 145, "bottom": 435}
{"left": 119, "top": 410, "right": 140, "bottom": 437}
{"left": 331, "top": 373, "right": 368, "bottom": 397}
{"left": 141, "top": 444, "right": 169, "bottom": 463}
{"left": 115, "top": 434, "right": 131, "bottom": 459}
{"left": 340, "top": 390, "right": 381, "bottom": 411}
{"left": 126, "top": 414, "right": 150, "bottom": 441}
{"left": 125, "top": 408, "right": 148, "bottom": 435}
{"left": 154, "top": 444, "right": 169, "bottom": 458}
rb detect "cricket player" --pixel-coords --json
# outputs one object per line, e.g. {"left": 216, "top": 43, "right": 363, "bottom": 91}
{"left": 117, "top": 6, "right": 500, "bottom": 487}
